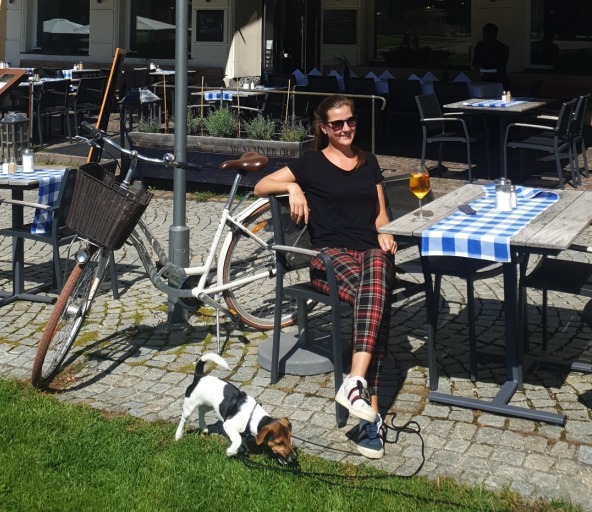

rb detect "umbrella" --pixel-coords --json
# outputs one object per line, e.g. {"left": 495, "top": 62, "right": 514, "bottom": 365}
{"left": 74, "top": 24, "right": 90, "bottom": 34}
{"left": 42, "top": 18, "right": 87, "bottom": 34}
{"left": 136, "top": 16, "right": 176, "bottom": 31}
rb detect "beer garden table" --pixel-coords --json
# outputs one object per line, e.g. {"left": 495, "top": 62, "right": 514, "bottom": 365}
{"left": 380, "top": 183, "right": 592, "bottom": 425}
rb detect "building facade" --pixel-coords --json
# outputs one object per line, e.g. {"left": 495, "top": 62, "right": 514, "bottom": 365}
{"left": 1, "top": 1, "right": 590, "bottom": 82}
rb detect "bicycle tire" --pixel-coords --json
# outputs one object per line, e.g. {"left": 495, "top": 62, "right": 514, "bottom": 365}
{"left": 222, "top": 201, "right": 314, "bottom": 330}
{"left": 31, "top": 248, "right": 107, "bottom": 389}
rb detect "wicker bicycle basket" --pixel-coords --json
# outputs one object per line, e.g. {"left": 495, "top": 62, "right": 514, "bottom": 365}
{"left": 66, "top": 163, "right": 153, "bottom": 250}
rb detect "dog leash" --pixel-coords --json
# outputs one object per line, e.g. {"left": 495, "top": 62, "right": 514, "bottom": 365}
{"left": 239, "top": 413, "right": 425, "bottom": 479}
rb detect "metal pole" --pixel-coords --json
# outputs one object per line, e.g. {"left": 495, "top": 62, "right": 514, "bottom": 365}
{"left": 168, "top": 0, "right": 190, "bottom": 323}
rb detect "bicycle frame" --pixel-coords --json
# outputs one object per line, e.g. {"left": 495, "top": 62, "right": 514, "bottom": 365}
{"left": 73, "top": 125, "right": 279, "bottom": 327}
{"left": 126, "top": 187, "right": 272, "bottom": 312}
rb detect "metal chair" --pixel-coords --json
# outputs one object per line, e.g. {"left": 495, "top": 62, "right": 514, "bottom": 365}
{"left": 415, "top": 93, "right": 475, "bottom": 182}
{"left": 344, "top": 77, "right": 377, "bottom": 96}
{"left": 386, "top": 79, "right": 423, "bottom": 137}
{"left": 265, "top": 194, "right": 424, "bottom": 427}
{"left": 307, "top": 75, "right": 340, "bottom": 94}
{"left": 432, "top": 81, "right": 471, "bottom": 108}
{"left": 520, "top": 253, "right": 592, "bottom": 356}
{"left": 0, "top": 167, "right": 120, "bottom": 298}
{"left": 570, "top": 94, "right": 590, "bottom": 184}
{"left": 0, "top": 168, "right": 78, "bottom": 292}
{"left": 306, "top": 75, "right": 340, "bottom": 118}
{"left": 33, "top": 79, "right": 71, "bottom": 146}
{"left": 67, "top": 76, "right": 106, "bottom": 140}
{"left": 503, "top": 98, "right": 577, "bottom": 189}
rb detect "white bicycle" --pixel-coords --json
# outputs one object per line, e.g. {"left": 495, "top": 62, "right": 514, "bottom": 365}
{"left": 31, "top": 123, "right": 311, "bottom": 388}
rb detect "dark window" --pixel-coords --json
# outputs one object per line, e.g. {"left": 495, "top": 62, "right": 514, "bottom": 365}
{"left": 323, "top": 10, "right": 357, "bottom": 46}
{"left": 36, "top": 0, "right": 90, "bottom": 56}
{"left": 130, "top": 0, "right": 193, "bottom": 59}
{"left": 375, "top": 0, "right": 471, "bottom": 68}
{"left": 531, "top": 0, "right": 592, "bottom": 74}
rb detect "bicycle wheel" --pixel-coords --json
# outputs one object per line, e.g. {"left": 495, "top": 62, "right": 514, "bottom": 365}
{"left": 222, "top": 201, "right": 314, "bottom": 330}
{"left": 32, "top": 247, "right": 108, "bottom": 389}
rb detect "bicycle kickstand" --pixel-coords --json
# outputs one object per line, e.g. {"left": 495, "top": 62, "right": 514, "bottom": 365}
{"left": 214, "top": 293, "right": 221, "bottom": 354}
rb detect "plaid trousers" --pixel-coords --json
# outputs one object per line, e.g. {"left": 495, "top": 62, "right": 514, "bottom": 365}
{"left": 310, "top": 247, "right": 395, "bottom": 389}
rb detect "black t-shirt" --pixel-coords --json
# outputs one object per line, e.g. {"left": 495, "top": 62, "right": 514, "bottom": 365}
{"left": 472, "top": 39, "right": 509, "bottom": 72}
{"left": 288, "top": 151, "right": 383, "bottom": 251}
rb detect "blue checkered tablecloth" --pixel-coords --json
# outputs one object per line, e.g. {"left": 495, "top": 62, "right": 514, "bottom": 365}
{"left": 203, "top": 91, "right": 234, "bottom": 102}
{"left": 62, "top": 69, "right": 74, "bottom": 79}
{"left": 0, "top": 170, "right": 65, "bottom": 234}
{"left": 462, "top": 99, "right": 527, "bottom": 108}
{"left": 421, "top": 185, "right": 559, "bottom": 263}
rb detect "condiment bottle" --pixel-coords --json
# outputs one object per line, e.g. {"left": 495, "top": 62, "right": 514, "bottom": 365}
{"left": 2, "top": 158, "right": 8, "bottom": 174}
{"left": 495, "top": 178, "right": 513, "bottom": 211}
{"left": 8, "top": 157, "right": 17, "bottom": 174}
{"left": 22, "top": 149, "right": 34, "bottom": 173}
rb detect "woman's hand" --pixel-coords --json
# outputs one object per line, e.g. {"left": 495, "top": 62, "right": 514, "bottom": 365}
{"left": 378, "top": 233, "right": 397, "bottom": 255}
{"left": 287, "top": 183, "right": 309, "bottom": 225}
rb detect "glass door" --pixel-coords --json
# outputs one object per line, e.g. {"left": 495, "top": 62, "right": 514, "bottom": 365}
{"left": 263, "top": 0, "right": 320, "bottom": 77}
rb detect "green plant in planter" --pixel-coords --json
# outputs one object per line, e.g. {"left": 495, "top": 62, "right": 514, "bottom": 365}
{"left": 138, "top": 116, "right": 162, "bottom": 133}
{"left": 243, "top": 114, "right": 275, "bottom": 140}
{"left": 187, "top": 110, "right": 206, "bottom": 135}
{"left": 279, "top": 122, "right": 309, "bottom": 142}
{"left": 204, "top": 107, "right": 238, "bottom": 138}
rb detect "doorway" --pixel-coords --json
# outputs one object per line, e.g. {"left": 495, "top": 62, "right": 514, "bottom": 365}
{"left": 262, "top": 0, "right": 320, "bottom": 77}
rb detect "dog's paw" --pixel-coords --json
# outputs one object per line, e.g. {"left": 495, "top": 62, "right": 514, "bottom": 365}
{"left": 226, "top": 447, "right": 239, "bottom": 457}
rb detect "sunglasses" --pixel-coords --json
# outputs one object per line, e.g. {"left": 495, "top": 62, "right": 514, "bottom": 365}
{"left": 324, "top": 115, "right": 358, "bottom": 132}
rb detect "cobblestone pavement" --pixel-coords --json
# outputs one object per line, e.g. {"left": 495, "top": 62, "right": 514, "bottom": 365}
{"left": 1, "top": 150, "right": 592, "bottom": 510}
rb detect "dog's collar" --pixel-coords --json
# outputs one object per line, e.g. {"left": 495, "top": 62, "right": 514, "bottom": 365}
{"left": 247, "top": 402, "right": 264, "bottom": 435}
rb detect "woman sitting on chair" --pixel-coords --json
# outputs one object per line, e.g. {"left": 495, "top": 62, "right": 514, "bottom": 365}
{"left": 254, "top": 95, "right": 396, "bottom": 460}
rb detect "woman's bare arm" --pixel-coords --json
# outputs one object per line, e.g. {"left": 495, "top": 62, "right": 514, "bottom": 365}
{"left": 254, "top": 166, "right": 309, "bottom": 224}
{"left": 375, "top": 184, "right": 397, "bottom": 254}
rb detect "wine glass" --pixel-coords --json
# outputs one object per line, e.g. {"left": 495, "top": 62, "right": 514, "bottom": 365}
{"left": 409, "top": 166, "right": 431, "bottom": 221}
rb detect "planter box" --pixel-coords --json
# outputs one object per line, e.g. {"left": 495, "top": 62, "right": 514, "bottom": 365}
{"left": 128, "top": 132, "right": 313, "bottom": 187}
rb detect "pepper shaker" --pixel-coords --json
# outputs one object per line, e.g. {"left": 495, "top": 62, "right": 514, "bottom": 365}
{"left": 8, "top": 157, "right": 17, "bottom": 175}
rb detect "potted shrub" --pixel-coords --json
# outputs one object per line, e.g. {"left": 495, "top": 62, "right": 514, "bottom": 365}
{"left": 128, "top": 105, "right": 313, "bottom": 187}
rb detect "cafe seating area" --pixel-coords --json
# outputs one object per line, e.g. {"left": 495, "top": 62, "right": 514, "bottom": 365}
{"left": 1, "top": 66, "right": 592, "bottom": 505}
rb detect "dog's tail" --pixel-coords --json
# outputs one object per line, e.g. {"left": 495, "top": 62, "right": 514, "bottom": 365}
{"left": 194, "top": 352, "right": 230, "bottom": 376}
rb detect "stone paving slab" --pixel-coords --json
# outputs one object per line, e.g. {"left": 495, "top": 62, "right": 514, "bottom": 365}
{"left": 1, "top": 158, "right": 592, "bottom": 510}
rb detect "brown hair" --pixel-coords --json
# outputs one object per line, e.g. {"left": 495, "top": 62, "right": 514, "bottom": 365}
{"left": 312, "top": 95, "right": 366, "bottom": 167}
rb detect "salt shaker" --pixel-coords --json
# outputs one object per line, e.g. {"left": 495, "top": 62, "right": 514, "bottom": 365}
{"left": 22, "top": 149, "right": 34, "bottom": 173}
{"left": 2, "top": 158, "right": 9, "bottom": 174}
{"left": 495, "top": 178, "right": 513, "bottom": 211}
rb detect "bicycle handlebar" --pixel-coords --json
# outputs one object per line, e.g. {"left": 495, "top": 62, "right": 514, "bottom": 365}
{"left": 77, "top": 122, "right": 202, "bottom": 170}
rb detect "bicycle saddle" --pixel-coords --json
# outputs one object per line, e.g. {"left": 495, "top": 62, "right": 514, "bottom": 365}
{"left": 220, "top": 152, "right": 269, "bottom": 173}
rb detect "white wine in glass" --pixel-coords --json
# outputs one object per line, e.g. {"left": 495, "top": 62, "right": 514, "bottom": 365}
{"left": 409, "top": 167, "right": 431, "bottom": 221}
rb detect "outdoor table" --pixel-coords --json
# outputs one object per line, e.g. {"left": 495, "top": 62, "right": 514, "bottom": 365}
{"left": 61, "top": 68, "right": 102, "bottom": 80}
{"left": 191, "top": 87, "right": 277, "bottom": 106}
{"left": 150, "top": 70, "right": 196, "bottom": 132}
{"left": 444, "top": 98, "right": 547, "bottom": 177}
{"left": 380, "top": 183, "right": 592, "bottom": 425}
{"left": 0, "top": 169, "right": 65, "bottom": 306}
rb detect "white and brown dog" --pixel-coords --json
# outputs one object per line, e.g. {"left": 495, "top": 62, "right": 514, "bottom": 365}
{"left": 175, "top": 353, "right": 297, "bottom": 464}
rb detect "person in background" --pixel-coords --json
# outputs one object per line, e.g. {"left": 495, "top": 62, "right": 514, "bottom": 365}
{"left": 472, "top": 23, "right": 510, "bottom": 90}
{"left": 254, "top": 95, "right": 397, "bottom": 460}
